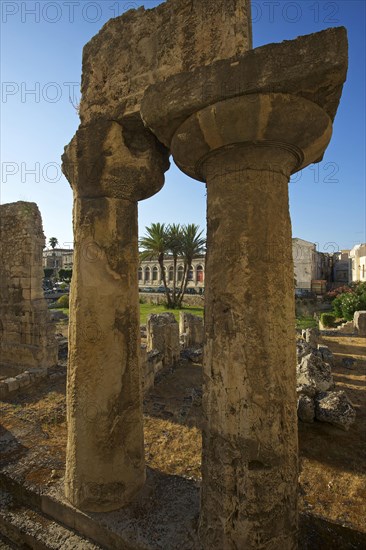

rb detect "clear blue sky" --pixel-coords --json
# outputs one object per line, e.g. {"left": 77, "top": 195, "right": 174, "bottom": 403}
{"left": 1, "top": 0, "right": 365, "bottom": 252}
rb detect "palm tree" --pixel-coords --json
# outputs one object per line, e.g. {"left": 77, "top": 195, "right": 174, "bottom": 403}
{"left": 178, "top": 224, "right": 206, "bottom": 306}
{"left": 166, "top": 223, "right": 182, "bottom": 303}
{"left": 139, "top": 223, "right": 206, "bottom": 308}
{"left": 49, "top": 237, "right": 59, "bottom": 250}
{"left": 139, "top": 223, "right": 172, "bottom": 306}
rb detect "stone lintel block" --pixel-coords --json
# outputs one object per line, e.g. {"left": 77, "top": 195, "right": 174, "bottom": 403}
{"left": 79, "top": 0, "right": 252, "bottom": 123}
{"left": 141, "top": 27, "right": 348, "bottom": 148}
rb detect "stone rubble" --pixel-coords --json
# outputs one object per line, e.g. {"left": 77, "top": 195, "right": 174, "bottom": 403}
{"left": 315, "top": 390, "right": 357, "bottom": 430}
{"left": 296, "top": 337, "right": 356, "bottom": 430}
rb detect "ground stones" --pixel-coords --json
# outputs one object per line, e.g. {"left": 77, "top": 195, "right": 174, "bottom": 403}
{"left": 315, "top": 390, "right": 357, "bottom": 431}
{"left": 296, "top": 339, "right": 356, "bottom": 429}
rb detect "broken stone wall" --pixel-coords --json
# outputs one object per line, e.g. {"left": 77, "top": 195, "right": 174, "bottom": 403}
{"left": 179, "top": 311, "right": 204, "bottom": 348}
{"left": 147, "top": 313, "right": 180, "bottom": 369}
{"left": 0, "top": 202, "right": 58, "bottom": 370}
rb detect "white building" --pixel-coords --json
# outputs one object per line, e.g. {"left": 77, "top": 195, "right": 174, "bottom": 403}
{"left": 43, "top": 248, "right": 74, "bottom": 270}
{"left": 139, "top": 239, "right": 332, "bottom": 292}
{"left": 138, "top": 256, "right": 205, "bottom": 289}
{"left": 349, "top": 244, "right": 366, "bottom": 282}
{"left": 292, "top": 238, "right": 332, "bottom": 291}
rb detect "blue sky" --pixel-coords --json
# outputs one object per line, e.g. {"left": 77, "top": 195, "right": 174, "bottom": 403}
{"left": 1, "top": 0, "right": 365, "bottom": 252}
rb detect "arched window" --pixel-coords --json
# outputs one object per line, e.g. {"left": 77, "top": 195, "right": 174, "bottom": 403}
{"left": 168, "top": 266, "right": 174, "bottom": 282}
{"left": 138, "top": 267, "right": 143, "bottom": 281}
{"left": 152, "top": 266, "right": 159, "bottom": 281}
{"left": 177, "top": 265, "right": 184, "bottom": 282}
{"left": 144, "top": 266, "right": 150, "bottom": 282}
{"left": 188, "top": 266, "right": 194, "bottom": 281}
{"left": 196, "top": 265, "right": 204, "bottom": 283}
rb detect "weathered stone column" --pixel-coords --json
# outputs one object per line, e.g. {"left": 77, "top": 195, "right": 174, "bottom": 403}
{"left": 62, "top": 118, "right": 169, "bottom": 511}
{"left": 168, "top": 93, "right": 333, "bottom": 548}
{"left": 200, "top": 146, "right": 299, "bottom": 548}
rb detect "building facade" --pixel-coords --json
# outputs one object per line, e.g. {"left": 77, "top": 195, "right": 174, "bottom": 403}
{"left": 333, "top": 250, "right": 351, "bottom": 284}
{"left": 138, "top": 256, "right": 205, "bottom": 289}
{"left": 350, "top": 244, "right": 366, "bottom": 282}
{"left": 43, "top": 248, "right": 74, "bottom": 270}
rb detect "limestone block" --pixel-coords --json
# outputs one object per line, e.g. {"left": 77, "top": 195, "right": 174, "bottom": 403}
{"left": 0, "top": 382, "right": 9, "bottom": 399}
{"left": 297, "top": 395, "right": 315, "bottom": 423}
{"left": 315, "top": 391, "right": 356, "bottom": 430}
{"left": 32, "top": 368, "right": 47, "bottom": 379}
{"left": 79, "top": 0, "right": 252, "bottom": 123}
{"left": 141, "top": 27, "right": 348, "bottom": 148}
{"left": 5, "top": 378, "right": 19, "bottom": 392}
{"left": 15, "top": 373, "right": 31, "bottom": 388}
{"left": 337, "top": 320, "right": 355, "bottom": 335}
{"left": 317, "top": 345, "right": 335, "bottom": 368}
{"left": 296, "top": 339, "right": 312, "bottom": 362}
{"left": 147, "top": 313, "right": 180, "bottom": 368}
{"left": 297, "top": 352, "right": 333, "bottom": 396}
{"left": 179, "top": 312, "right": 204, "bottom": 348}
{"left": 305, "top": 328, "right": 319, "bottom": 349}
{"left": 353, "top": 311, "right": 366, "bottom": 336}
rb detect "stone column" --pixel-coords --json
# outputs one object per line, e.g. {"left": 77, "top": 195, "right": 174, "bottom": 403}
{"left": 65, "top": 196, "right": 144, "bottom": 511}
{"left": 62, "top": 118, "right": 169, "bottom": 511}
{"left": 169, "top": 93, "right": 333, "bottom": 548}
{"left": 200, "top": 146, "right": 299, "bottom": 549}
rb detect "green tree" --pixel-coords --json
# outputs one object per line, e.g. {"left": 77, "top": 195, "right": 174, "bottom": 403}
{"left": 177, "top": 224, "right": 206, "bottom": 306}
{"left": 139, "top": 223, "right": 206, "bottom": 308}
{"left": 59, "top": 268, "right": 73, "bottom": 282}
{"left": 48, "top": 237, "right": 59, "bottom": 249}
{"left": 44, "top": 268, "right": 54, "bottom": 279}
{"left": 139, "top": 223, "right": 172, "bottom": 306}
{"left": 166, "top": 223, "right": 182, "bottom": 304}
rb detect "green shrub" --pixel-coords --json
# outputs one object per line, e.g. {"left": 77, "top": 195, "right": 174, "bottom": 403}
{"left": 56, "top": 294, "right": 69, "bottom": 308}
{"left": 320, "top": 312, "right": 336, "bottom": 328}
{"left": 332, "top": 290, "right": 366, "bottom": 321}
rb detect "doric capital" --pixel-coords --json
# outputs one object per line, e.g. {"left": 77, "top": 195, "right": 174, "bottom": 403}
{"left": 170, "top": 93, "right": 332, "bottom": 182}
{"left": 62, "top": 117, "right": 169, "bottom": 201}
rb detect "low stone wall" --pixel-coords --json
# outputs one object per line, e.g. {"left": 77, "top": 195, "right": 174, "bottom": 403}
{"left": 140, "top": 292, "right": 205, "bottom": 307}
{"left": 0, "top": 367, "right": 48, "bottom": 399}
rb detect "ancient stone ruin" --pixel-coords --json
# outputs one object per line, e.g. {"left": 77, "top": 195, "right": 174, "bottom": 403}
{"left": 61, "top": 0, "right": 348, "bottom": 546}
{"left": 179, "top": 311, "right": 204, "bottom": 348}
{"left": 296, "top": 329, "right": 356, "bottom": 430}
{"left": 0, "top": 202, "right": 57, "bottom": 387}
{"left": 147, "top": 313, "right": 180, "bottom": 369}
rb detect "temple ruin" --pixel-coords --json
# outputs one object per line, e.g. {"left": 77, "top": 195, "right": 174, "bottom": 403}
{"left": 0, "top": 202, "right": 57, "bottom": 374}
{"left": 61, "top": 0, "right": 348, "bottom": 547}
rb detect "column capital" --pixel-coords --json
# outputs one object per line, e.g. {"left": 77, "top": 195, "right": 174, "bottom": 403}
{"left": 62, "top": 117, "right": 169, "bottom": 201}
{"left": 170, "top": 93, "right": 332, "bottom": 182}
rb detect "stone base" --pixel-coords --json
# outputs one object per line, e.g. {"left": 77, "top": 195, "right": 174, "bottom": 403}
{"left": 1, "top": 468, "right": 365, "bottom": 550}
